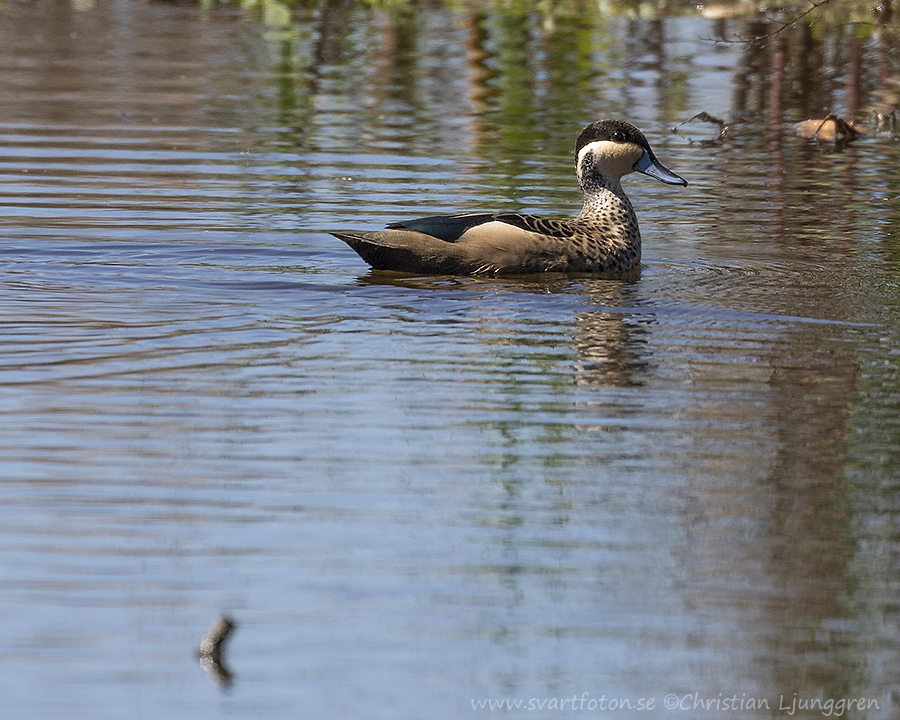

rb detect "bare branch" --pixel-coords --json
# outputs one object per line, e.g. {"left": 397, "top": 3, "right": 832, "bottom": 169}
{"left": 701, "top": 0, "right": 836, "bottom": 46}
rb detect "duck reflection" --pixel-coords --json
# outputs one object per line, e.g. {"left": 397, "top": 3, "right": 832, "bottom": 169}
{"left": 571, "top": 278, "right": 653, "bottom": 388}
{"left": 357, "top": 270, "right": 653, "bottom": 391}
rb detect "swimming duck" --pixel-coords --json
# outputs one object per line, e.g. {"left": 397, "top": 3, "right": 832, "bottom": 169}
{"left": 331, "top": 119, "right": 687, "bottom": 274}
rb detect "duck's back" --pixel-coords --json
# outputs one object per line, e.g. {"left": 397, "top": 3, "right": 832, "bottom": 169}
{"left": 332, "top": 210, "right": 637, "bottom": 275}
{"left": 332, "top": 218, "right": 559, "bottom": 275}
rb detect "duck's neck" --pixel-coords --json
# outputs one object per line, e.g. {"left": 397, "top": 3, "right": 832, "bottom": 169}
{"left": 579, "top": 172, "right": 621, "bottom": 205}
{"left": 578, "top": 175, "right": 639, "bottom": 231}
{"left": 574, "top": 174, "right": 641, "bottom": 270}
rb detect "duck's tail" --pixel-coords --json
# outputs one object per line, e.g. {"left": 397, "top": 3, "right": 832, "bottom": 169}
{"left": 331, "top": 231, "right": 475, "bottom": 274}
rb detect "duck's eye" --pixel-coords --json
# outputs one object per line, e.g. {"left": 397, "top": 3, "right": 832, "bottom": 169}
{"left": 611, "top": 131, "right": 626, "bottom": 142}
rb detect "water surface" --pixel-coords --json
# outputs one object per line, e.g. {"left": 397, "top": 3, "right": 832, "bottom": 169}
{"left": 1, "top": 1, "right": 899, "bottom": 718}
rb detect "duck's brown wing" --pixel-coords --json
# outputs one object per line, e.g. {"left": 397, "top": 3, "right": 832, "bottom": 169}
{"left": 492, "top": 213, "right": 576, "bottom": 239}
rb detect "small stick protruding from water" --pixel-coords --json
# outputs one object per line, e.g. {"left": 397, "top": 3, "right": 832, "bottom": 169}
{"left": 198, "top": 614, "right": 237, "bottom": 688}
{"left": 672, "top": 111, "right": 729, "bottom": 145}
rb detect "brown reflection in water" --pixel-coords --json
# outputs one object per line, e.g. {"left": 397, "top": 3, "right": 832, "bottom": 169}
{"left": 726, "top": 17, "right": 894, "bottom": 257}
{"left": 700, "top": 23, "right": 872, "bottom": 693}
{"left": 764, "top": 326, "right": 859, "bottom": 694}
{"left": 731, "top": 17, "right": 900, "bottom": 128}
{"left": 0, "top": 1, "right": 240, "bottom": 127}
{"left": 873, "top": 26, "right": 899, "bottom": 123}
{"left": 767, "top": 34, "right": 787, "bottom": 244}
{"left": 458, "top": 8, "right": 622, "bottom": 163}
{"left": 572, "top": 312, "right": 651, "bottom": 387}
{"left": 688, "top": 18, "right": 874, "bottom": 688}
{"left": 571, "top": 277, "right": 651, "bottom": 388}
{"left": 674, "top": 318, "right": 863, "bottom": 701}
{"left": 643, "top": 18, "right": 690, "bottom": 122}
{"left": 794, "top": 23, "right": 826, "bottom": 121}
{"left": 632, "top": 18, "right": 884, "bottom": 689}
{"left": 767, "top": 35, "right": 785, "bottom": 143}
{"left": 846, "top": 32, "right": 863, "bottom": 120}
{"left": 462, "top": 9, "right": 498, "bottom": 118}
{"left": 368, "top": 8, "right": 418, "bottom": 113}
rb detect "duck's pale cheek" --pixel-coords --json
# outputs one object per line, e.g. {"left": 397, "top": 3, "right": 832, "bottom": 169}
{"left": 578, "top": 140, "right": 643, "bottom": 179}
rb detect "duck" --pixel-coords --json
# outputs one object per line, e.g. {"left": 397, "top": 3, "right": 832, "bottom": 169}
{"left": 331, "top": 119, "right": 686, "bottom": 275}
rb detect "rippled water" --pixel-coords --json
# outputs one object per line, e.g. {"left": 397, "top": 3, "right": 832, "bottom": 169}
{"left": 2, "top": 1, "right": 900, "bottom": 718}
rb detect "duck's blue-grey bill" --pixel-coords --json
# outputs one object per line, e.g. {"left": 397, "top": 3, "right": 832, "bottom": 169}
{"left": 634, "top": 150, "right": 688, "bottom": 186}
